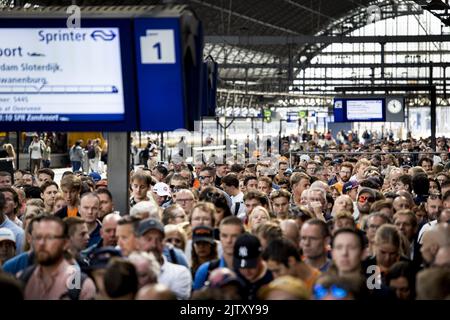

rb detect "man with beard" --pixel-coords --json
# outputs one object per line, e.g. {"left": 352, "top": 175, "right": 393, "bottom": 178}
{"left": 21, "top": 216, "right": 96, "bottom": 300}
{"left": 356, "top": 187, "right": 377, "bottom": 227}
{"left": 332, "top": 162, "right": 354, "bottom": 195}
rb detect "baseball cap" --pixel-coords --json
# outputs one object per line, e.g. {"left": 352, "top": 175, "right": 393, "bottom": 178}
{"left": 357, "top": 187, "right": 377, "bottom": 199}
{"left": 87, "top": 247, "right": 122, "bottom": 270}
{"left": 137, "top": 218, "right": 165, "bottom": 237}
{"left": 300, "top": 155, "right": 310, "bottom": 162}
{"left": 0, "top": 228, "right": 15, "bottom": 243}
{"left": 208, "top": 268, "right": 243, "bottom": 289}
{"left": 233, "top": 233, "right": 262, "bottom": 270}
{"left": 401, "top": 162, "right": 412, "bottom": 169}
{"left": 259, "top": 276, "right": 310, "bottom": 300}
{"left": 332, "top": 182, "right": 343, "bottom": 194}
{"left": 89, "top": 172, "right": 102, "bottom": 183}
{"left": 342, "top": 181, "right": 359, "bottom": 194}
{"left": 192, "top": 226, "right": 215, "bottom": 244}
{"left": 152, "top": 182, "right": 171, "bottom": 197}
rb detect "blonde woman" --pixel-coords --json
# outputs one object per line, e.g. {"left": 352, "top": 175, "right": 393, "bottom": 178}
{"left": 362, "top": 224, "right": 408, "bottom": 285}
{"left": 164, "top": 224, "right": 188, "bottom": 251}
{"left": 52, "top": 193, "right": 67, "bottom": 214}
{"left": 2, "top": 143, "right": 16, "bottom": 169}
{"left": 248, "top": 205, "right": 271, "bottom": 234}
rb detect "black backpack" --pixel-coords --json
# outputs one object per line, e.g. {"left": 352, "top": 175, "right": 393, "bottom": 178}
{"left": 19, "top": 264, "right": 88, "bottom": 300}
{"left": 87, "top": 146, "right": 96, "bottom": 159}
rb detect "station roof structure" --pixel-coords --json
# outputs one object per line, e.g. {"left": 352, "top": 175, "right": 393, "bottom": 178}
{"left": 2, "top": 0, "right": 450, "bottom": 104}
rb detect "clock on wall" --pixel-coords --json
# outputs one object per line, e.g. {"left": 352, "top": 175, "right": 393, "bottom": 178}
{"left": 387, "top": 99, "right": 403, "bottom": 114}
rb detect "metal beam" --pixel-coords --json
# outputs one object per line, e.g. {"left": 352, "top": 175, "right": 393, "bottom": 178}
{"left": 221, "top": 77, "right": 450, "bottom": 81}
{"left": 219, "top": 62, "right": 450, "bottom": 68}
{"left": 191, "top": 0, "right": 300, "bottom": 35}
{"left": 300, "top": 50, "right": 450, "bottom": 56}
{"left": 282, "top": 0, "right": 336, "bottom": 21}
{"left": 205, "top": 35, "right": 450, "bottom": 45}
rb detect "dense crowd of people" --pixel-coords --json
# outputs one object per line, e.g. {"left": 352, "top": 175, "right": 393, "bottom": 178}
{"left": 0, "top": 132, "right": 449, "bottom": 300}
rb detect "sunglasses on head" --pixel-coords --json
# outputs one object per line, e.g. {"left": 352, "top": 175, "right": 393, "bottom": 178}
{"left": 313, "top": 284, "right": 348, "bottom": 300}
{"left": 358, "top": 195, "right": 374, "bottom": 203}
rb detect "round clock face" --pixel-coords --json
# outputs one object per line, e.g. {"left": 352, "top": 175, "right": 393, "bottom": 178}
{"left": 388, "top": 99, "right": 402, "bottom": 114}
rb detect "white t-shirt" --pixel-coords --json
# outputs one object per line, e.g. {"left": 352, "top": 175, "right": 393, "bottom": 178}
{"left": 230, "top": 192, "right": 246, "bottom": 217}
{"left": 417, "top": 220, "right": 437, "bottom": 244}
{"left": 158, "top": 256, "right": 192, "bottom": 300}
{"left": 29, "top": 140, "right": 43, "bottom": 159}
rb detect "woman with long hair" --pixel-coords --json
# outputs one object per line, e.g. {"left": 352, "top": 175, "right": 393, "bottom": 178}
{"left": 190, "top": 225, "right": 218, "bottom": 277}
{"left": 362, "top": 224, "right": 410, "bottom": 285}
{"left": 2, "top": 143, "right": 16, "bottom": 170}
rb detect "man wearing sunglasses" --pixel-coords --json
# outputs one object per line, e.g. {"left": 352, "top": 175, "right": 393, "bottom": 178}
{"left": 168, "top": 174, "right": 189, "bottom": 194}
{"left": 198, "top": 167, "right": 216, "bottom": 191}
{"left": 356, "top": 188, "right": 377, "bottom": 227}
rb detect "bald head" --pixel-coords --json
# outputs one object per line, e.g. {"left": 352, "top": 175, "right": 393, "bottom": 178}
{"left": 439, "top": 208, "right": 450, "bottom": 224}
{"left": 427, "top": 224, "right": 450, "bottom": 246}
{"left": 280, "top": 219, "right": 300, "bottom": 248}
{"left": 310, "top": 180, "right": 330, "bottom": 193}
{"left": 433, "top": 246, "right": 450, "bottom": 268}
{"left": 135, "top": 284, "right": 177, "bottom": 300}
{"left": 393, "top": 196, "right": 411, "bottom": 212}
{"left": 421, "top": 224, "right": 450, "bottom": 264}
{"left": 103, "top": 213, "right": 121, "bottom": 225}
{"left": 100, "top": 213, "right": 121, "bottom": 246}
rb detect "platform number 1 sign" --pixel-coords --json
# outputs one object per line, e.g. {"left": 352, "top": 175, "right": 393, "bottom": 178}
{"left": 140, "top": 29, "right": 176, "bottom": 64}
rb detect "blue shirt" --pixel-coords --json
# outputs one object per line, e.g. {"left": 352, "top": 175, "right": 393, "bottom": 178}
{"left": 192, "top": 256, "right": 227, "bottom": 290}
{"left": 319, "top": 259, "right": 332, "bottom": 273}
{"left": 0, "top": 216, "right": 25, "bottom": 254}
{"left": 87, "top": 221, "right": 102, "bottom": 248}
{"left": 163, "top": 245, "right": 189, "bottom": 268}
{"left": 2, "top": 251, "right": 33, "bottom": 275}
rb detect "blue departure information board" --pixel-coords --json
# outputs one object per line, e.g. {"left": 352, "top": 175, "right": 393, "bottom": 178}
{"left": 134, "top": 17, "right": 187, "bottom": 132}
{"left": 0, "top": 19, "right": 138, "bottom": 131}
{"left": 0, "top": 10, "right": 207, "bottom": 132}
{"left": 333, "top": 97, "right": 386, "bottom": 122}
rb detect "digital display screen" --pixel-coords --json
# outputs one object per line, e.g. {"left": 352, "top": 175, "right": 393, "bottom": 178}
{"left": 0, "top": 27, "right": 125, "bottom": 122}
{"left": 346, "top": 99, "right": 383, "bottom": 121}
{"left": 333, "top": 97, "right": 386, "bottom": 122}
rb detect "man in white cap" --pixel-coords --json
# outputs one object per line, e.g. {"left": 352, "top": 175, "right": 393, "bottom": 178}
{"left": 152, "top": 182, "right": 172, "bottom": 209}
{"left": 0, "top": 227, "right": 16, "bottom": 266}
{"left": 299, "top": 155, "right": 311, "bottom": 170}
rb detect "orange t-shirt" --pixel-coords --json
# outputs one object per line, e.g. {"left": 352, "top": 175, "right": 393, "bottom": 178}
{"left": 193, "top": 178, "right": 201, "bottom": 190}
{"left": 303, "top": 268, "right": 322, "bottom": 293}
{"left": 67, "top": 207, "right": 78, "bottom": 218}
